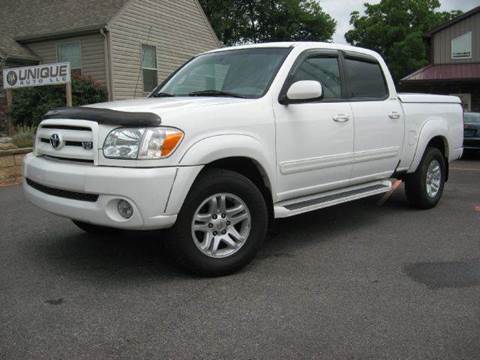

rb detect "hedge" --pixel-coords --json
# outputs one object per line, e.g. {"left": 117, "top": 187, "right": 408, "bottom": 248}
{"left": 9, "top": 74, "right": 108, "bottom": 127}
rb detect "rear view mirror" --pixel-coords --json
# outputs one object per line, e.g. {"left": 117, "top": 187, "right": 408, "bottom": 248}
{"left": 283, "top": 80, "right": 323, "bottom": 104}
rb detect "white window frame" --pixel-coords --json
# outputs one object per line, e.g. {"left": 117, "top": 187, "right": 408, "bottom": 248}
{"left": 56, "top": 41, "right": 82, "bottom": 70}
{"left": 451, "top": 31, "right": 472, "bottom": 60}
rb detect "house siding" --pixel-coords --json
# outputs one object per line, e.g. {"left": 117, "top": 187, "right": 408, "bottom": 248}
{"left": 108, "top": 0, "right": 219, "bottom": 100}
{"left": 432, "top": 12, "right": 480, "bottom": 64}
{"left": 25, "top": 34, "right": 107, "bottom": 82}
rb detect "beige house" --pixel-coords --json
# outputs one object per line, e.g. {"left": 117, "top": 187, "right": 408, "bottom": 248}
{"left": 401, "top": 6, "right": 480, "bottom": 112}
{"left": 0, "top": 0, "right": 220, "bottom": 130}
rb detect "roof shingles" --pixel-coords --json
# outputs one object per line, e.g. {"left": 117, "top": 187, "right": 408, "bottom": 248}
{"left": 0, "top": 0, "right": 130, "bottom": 61}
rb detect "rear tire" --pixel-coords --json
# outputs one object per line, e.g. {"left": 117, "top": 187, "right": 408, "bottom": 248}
{"left": 167, "top": 168, "right": 268, "bottom": 276}
{"left": 405, "top": 147, "right": 446, "bottom": 209}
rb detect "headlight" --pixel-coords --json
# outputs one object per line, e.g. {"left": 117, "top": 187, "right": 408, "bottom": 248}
{"left": 103, "top": 127, "right": 184, "bottom": 159}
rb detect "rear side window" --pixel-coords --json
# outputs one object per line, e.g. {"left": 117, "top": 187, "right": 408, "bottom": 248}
{"left": 291, "top": 56, "right": 342, "bottom": 100}
{"left": 344, "top": 58, "right": 388, "bottom": 100}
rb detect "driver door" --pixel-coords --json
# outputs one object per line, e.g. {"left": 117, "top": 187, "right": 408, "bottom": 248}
{"left": 273, "top": 50, "right": 354, "bottom": 201}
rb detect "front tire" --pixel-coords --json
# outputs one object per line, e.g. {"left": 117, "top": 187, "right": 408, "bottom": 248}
{"left": 405, "top": 147, "right": 446, "bottom": 209}
{"left": 167, "top": 169, "right": 268, "bottom": 276}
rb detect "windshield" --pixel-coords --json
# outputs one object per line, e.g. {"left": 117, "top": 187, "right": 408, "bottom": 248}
{"left": 152, "top": 48, "right": 291, "bottom": 99}
{"left": 464, "top": 113, "right": 480, "bottom": 124}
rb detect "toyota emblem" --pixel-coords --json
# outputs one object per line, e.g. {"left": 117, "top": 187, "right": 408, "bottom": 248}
{"left": 49, "top": 133, "right": 62, "bottom": 150}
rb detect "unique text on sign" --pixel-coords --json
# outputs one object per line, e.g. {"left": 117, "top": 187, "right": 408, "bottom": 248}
{"left": 3, "top": 63, "right": 71, "bottom": 89}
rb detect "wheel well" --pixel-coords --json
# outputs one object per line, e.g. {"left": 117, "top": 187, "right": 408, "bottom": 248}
{"left": 426, "top": 136, "right": 449, "bottom": 181}
{"left": 201, "top": 157, "right": 274, "bottom": 222}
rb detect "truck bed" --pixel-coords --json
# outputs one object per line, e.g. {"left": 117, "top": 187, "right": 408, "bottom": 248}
{"left": 398, "top": 93, "right": 462, "bottom": 104}
{"left": 397, "top": 93, "right": 464, "bottom": 172}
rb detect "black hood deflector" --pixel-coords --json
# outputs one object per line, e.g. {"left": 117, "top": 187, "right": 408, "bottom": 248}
{"left": 43, "top": 107, "right": 161, "bottom": 127}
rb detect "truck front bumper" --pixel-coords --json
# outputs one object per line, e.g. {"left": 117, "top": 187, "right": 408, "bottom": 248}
{"left": 23, "top": 154, "right": 200, "bottom": 230}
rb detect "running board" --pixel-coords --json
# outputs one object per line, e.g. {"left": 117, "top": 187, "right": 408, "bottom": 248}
{"left": 274, "top": 180, "right": 393, "bottom": 218}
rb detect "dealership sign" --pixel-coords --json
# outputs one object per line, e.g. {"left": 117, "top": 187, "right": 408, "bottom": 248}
{"left": 3, "top": 62, "right": 71, "bottom": 89}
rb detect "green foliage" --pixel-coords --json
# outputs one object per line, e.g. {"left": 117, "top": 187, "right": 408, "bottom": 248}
{"left": 199, "top": 0, "right": 336, "bottom": 45}
{"left": 345, "top": 0, "right": 462, "bottom": 84}
{"left": 12, "top": 125, "right": 36, "bottom": 148}
{"left": 9, "top": 74, "right": 108, "bottom": 127}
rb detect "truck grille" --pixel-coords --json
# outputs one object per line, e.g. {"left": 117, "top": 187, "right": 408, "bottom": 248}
{"left": 26, "top": 178, "right": 99, "bottom": 202}
{"left": 36, "top": 123, "right": 96, "bottom": 162}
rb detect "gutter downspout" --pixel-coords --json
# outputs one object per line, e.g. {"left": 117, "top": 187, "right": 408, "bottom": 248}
{"left": 100, "top": 27, "right": 113, "bottom": 101}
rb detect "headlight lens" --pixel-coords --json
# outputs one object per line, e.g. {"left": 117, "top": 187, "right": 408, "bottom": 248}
{"left": 103, "top": 128, "right": 145, "bottom": 159}
{"left": 103, "top": 127, "right": 183, "bottom": 159}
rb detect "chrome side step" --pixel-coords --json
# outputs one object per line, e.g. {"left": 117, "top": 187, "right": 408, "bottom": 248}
{"left": 274, "top": 180, "right": 393, "bottom": 218}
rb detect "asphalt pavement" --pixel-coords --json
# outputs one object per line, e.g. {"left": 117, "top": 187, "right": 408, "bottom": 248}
{"left": 1, "top": 157, "right": 480, "bottom": 359}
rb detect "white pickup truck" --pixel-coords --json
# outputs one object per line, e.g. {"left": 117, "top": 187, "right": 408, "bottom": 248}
{"left": 24, "top": 42, "right": 463, "bottom": 275}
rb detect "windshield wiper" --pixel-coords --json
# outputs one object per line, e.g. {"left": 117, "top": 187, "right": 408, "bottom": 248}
{"left": 188, "top": 90, "right": 247, "bottom": 98}
{"left": 152, "top": 92, "right": 176, "bottom": 97}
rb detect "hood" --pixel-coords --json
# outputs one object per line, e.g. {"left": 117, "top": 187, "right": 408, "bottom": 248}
{"left": 83, "top": 97, "right": 260, "bottom": 129}
{"left": 44, "top": 96, "right": 263, "bottom": 131}
{"left": 87, "top": 97, "right": 252, "bottom": 116}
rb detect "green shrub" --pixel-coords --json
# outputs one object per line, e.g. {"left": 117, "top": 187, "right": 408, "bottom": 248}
{"left": 9, "top": 74, "right": 108, "bottom": 127}
{"left": 12, "top": 125, "right": 36, "bottom": 148}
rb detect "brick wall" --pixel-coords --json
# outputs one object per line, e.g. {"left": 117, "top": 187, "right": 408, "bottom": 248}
{"left": 0, "top": 148, "right": 31, "bottom": 186}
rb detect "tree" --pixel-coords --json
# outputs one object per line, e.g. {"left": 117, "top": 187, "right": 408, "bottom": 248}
{"left": 199, "top": 0, "right": 336, "bottom": 45}
{"left": 345, "top": 0, "right": 462, "bottom": 84}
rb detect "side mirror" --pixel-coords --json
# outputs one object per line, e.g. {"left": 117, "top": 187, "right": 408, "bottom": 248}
{"left": 283, "top": 80, "right": 323, "bottom": 104}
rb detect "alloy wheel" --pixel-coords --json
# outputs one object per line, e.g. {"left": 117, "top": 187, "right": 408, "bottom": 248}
{"left": 191, "top": 193, "right": 251, "bottom": 258}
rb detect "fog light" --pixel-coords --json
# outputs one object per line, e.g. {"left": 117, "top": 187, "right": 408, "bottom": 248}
{"left": 117, "top": 200, "right": 133, "bottom": 219}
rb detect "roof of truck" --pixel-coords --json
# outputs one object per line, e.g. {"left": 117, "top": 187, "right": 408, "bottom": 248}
{"left": 203, "top": 42, "right": 381, "bottom": 58}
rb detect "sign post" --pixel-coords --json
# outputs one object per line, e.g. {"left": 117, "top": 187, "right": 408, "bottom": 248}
{"left": 2, "top": 62, "right": 72, "bottom": 135}
{"left": 5, "top": 89, "right": 13, "bottom": 136}
{"left": 66, "top": 81, "right": 72, "bottom": 107}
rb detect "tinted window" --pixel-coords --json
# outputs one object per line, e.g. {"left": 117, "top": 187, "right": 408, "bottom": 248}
{"left": 345, "top": 58, "right": 388, "bottom": 99}
{"left": 291, "top": 56, "right": 341, "bottom": 99}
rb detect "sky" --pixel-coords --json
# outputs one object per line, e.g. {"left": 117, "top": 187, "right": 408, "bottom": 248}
{"left": 319, "top": 0, "right": 480, "bottom": 44}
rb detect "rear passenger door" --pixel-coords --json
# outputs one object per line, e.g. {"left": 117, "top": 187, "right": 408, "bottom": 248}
{"left": 344, "top": 52, "right": 404, "bottom": 183}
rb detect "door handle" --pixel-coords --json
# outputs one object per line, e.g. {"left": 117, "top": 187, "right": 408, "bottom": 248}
{"left": 388, "top": 112, "right": 401, "bottom": 120}
{"left": 332, "top": 114, "right": 350, "bottom": 123}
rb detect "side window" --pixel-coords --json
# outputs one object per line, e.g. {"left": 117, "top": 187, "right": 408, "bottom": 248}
{"left": 451, "top": 32, "right": 472, "bottom": 59}
{"left": 344, "top": 58, "right": 388, "bottom": 100}
{"left": 291, "top": 56, "right": 342, "bottom": 100}
{"left": 142, "top": 45, "right": 158, "bottom": 92}
{"left": 57, "top": 42, "right": 81, "bottom": 75}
